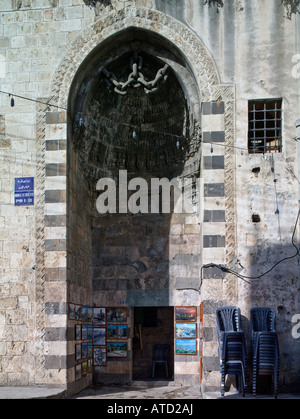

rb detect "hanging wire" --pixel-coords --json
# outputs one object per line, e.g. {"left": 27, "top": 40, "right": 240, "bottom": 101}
{"left": 0, "top": 89, "right": 250, "bottom": 153}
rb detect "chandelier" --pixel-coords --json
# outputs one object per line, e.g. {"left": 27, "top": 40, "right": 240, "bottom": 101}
{"left": 102, "top": 54, "right": 169, "bottom": 96}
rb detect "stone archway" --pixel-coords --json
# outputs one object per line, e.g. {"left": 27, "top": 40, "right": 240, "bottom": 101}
{"left": 50, "top": 7, "right": 220, "bottom": 107}
{"left": 39, "top": 5, "right": 236, "bottom": 394}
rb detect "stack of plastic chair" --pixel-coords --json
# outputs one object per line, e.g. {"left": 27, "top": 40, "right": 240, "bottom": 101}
{"left": 250, "top": 307, "right": 280, "bottom": 398}
{"left": 216, "top": 306, "right": 247, "bottom": 397}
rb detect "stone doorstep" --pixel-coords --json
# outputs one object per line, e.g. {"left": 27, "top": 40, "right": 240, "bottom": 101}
{"left": 0, "top": 386, "right": 67, "bottom": 399}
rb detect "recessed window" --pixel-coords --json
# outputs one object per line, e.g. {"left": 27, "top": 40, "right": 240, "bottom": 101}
{"left": 248, "top": 99, "right": 282, "bottom": 154}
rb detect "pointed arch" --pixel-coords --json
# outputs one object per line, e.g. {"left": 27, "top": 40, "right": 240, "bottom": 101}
{"left": 50, "top": 6, "right": 220, "bottom": 108}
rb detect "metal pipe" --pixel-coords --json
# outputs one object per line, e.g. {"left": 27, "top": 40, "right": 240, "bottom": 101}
{"left": 297, "top": 119, "right": 300, "bottom": 204}
{"left": 296, "top": 11, "right": 300, "bottom": 205}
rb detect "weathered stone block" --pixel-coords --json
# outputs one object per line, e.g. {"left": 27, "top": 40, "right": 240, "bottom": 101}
{"left": 0, "top": 297, "right": 17, "bottom": 310}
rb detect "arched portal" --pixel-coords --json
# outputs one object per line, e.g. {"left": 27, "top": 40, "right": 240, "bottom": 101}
{"left": 41, "top": 6, "right": 236, "bottom": 395}
{"left": 68, "top": 26, "right": 202, "bottom": 384}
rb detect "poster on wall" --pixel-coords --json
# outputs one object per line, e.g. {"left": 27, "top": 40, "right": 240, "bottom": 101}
{"left": 75, "top": 325, "right": 81, "bottom": 340}
{"left": 75, "top": 305, "right": 81, "bottom": 321}
{"left": 93, "top": 327, "right": 106, "bottom": 346}
{"left": 75, "top": 364, "right": 81, "bottom": 381}
{"left": 107, "top": 307, "right": 127, "bottom": 323}
{"left": 82, "top": 324, "right": 88, "bottom": 340}
{"left": 175, "top": 323, "right": 197, "bottom": 339}
{"left": 75, "top": 344, "right": 81, "bottom": 361}
{"left": 93, "top": 307, "right": 106, "bottom": 325}
{"left": 175, "top": 339, "right": 197, "bottom": 355}
{"left": 69, "top": 304, "right": 76, "bottom": 320}
{"left": 107, "top": 324, "right": 128, "bottom": 339}
{"left": 175, "top": 306, "right": 197, "bottom": 322}
{"left": 93, "top": 347, "right": 107, "bottom": 366}
{"left": 81, "top": 306, "right": 88, "bottom": 322}
{"left": 107, "top": 342, "right": 128, "bottom": 358}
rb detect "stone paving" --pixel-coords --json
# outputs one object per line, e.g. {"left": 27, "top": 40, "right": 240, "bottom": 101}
{"left": 69, "top": 381, "right": 202, "bottom": 400}
{"left": 0, "top": 381, "right": 299, "bottom": 399}
{"left": 69, "top": 380, "right": 300, "bottom": 400}
{"left": 0, "top": 386, "right": 66, "bottom": 399}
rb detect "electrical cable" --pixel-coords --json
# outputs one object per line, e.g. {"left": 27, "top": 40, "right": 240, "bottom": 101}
{"left": 201, "top": 207, "right": 300, "bottom": 287}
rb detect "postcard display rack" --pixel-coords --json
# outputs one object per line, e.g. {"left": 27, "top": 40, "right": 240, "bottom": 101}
{"left": 175, "top": 305, "right": 203, "bottom": 382}
{"left": 69, "top": 304, "right": 128, "bottom": 381}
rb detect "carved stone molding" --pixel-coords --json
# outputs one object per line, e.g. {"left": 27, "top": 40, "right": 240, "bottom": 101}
{"left": 34, "top": 100, "right": 48, "bottom": 383}
{"left": 50, "top": 6, "right": 220, "bottom": 108}
{"left": 211, "top": 84, "right": 237, "bottom": 304}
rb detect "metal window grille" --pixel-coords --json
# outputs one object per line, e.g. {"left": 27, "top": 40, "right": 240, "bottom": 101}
{"left": 248, "top": 99, "right": 282, "bottom": 154}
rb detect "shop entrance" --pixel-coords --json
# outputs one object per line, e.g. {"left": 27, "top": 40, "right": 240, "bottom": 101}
{"left": 132, "top": 307, "right": 174, "bottom": 380}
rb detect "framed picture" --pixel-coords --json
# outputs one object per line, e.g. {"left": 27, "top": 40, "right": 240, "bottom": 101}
{"left": 81, "top": 324, "right": 88, "bottom": 340}
{"left": 75, "top": 364, "right": 81, "bottom": 381}
{"left": 75, "top": 343, "right": 81, "bottom": 360}
{"left": 107, "top": 307, "right": 127, "bottom": 323}
{"left": 87, "top": 307, "right": 93, "bottom": 323}
{"left": 81, "top": 306, "right": 88, "bottom": 322}
{"left": 107, "top": 342, "right": 128, "bottom": 358}
{"left": 107, "top": 324, "right": 128, "bottom": 339}
{"left": 175, "top": 339, "right": 197, "bottom": 355}
{"left": 81, "top": 361, "right": 88, "bottom": 376}
{"left": 175, "top": 323, "right": 197, "bottom": 338}
{"left": 75, "top": 305, "right": 81, "bottom": 321}
{"left": 87, "top": 324, "right": 93, "bottom": 340}
{"left": 82, "top": 342, "right": 88, "bottom": 359}
{"left": 88, "top": 342, "right": 93, "bottom": 358}
{"left": 75, "top": 324, "right": 81, "bottom": 340}
{"left": 93, "top": 347, "right": 107, "bottom": 366}
{"left": 93, "top": 327, "right": 106, "bottom": 346}
{"left": 175, "top": 306, "right": 197, "bottom": 322}
{"left": 69, "top": 303, "right": 76, "bottom": 320}
{"left": 93, "top": 307, "right": 106, "bottom": 325}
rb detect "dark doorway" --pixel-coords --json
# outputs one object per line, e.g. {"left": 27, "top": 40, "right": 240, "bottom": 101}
{"left": 132, "top": 306, "right": 174, "bottom": 380}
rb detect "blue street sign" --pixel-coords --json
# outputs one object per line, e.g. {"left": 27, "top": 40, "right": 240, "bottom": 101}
{"left": 14, "top": 177, "right": 34, "bottom": 206}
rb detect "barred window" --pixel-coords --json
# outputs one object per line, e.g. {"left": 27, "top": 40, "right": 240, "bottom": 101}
{"left": 248, "top": 99, "right": 282, "bottom": 153}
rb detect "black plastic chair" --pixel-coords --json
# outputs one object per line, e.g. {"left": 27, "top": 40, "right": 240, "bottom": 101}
{"left": 250, "top": 306, "right": 276, "bottom": 350}
{"left": 216, "top": 306, "right": 247, "bottom": 397}
{"left": 152, "top": 344, "right": 170, "bottom": 379}
{"left": 250, "top": 307, "right": 279, "bottom": 398}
